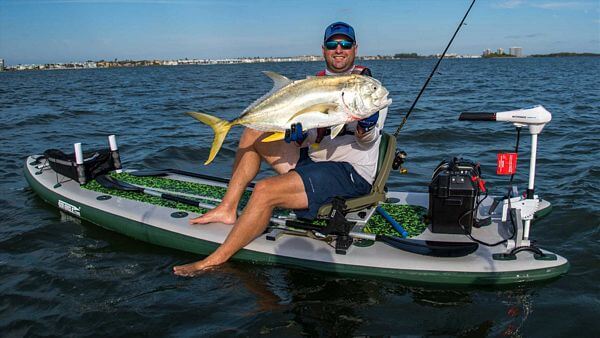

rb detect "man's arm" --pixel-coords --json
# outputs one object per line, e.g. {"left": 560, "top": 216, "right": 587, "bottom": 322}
{"left": 284, "top": 122, "right": 308, "bottom": 146}
{"left": 355, "top": 111, "right": 381, "bottom": 144}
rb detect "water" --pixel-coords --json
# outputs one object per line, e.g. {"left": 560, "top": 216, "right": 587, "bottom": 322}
{"left": 1, "top": 58, "right": 598, "bottom": 336}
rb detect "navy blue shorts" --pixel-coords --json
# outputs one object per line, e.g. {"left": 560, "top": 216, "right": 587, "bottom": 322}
{"left": 292, "top": 153, "right": 371, "bottom": 220}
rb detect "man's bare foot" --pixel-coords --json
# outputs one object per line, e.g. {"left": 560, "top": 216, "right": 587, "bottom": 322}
{"left": 190, "top": 204, "right": 237, "bottom": 225}
{"left": 173, "top": 258, "right": 221, "bottom": 277}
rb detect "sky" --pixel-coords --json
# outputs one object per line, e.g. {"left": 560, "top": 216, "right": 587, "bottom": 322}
{"left": 1, "top": 0, "right": 599, "bottom": 65}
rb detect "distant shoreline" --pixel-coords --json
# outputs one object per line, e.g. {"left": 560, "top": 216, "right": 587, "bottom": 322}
{"left": 2, "top": 53, "right": 598, "bottom": 72}
{"left": 529, "top": 52, "right": 600, "bottom": 58}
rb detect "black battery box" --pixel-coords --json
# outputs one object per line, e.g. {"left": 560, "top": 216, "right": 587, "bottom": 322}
{"left": 428, "top": 158, "right": 481, "bottom": 234}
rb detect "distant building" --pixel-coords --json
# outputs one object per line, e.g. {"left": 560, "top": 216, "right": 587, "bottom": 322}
{"left": 497, "top": 48, "right": 504, "bottom": 55}
{"left": 509, "top": 47, "right": 523, "bottom": 57}
{"left": 0, "top": 59, "right": 4, "bottom": 71}
{"left": 483, "top": 49, "right": 492, "bottom": 56}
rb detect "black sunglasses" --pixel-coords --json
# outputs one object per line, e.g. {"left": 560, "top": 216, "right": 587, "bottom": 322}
{"left": 324, "top": 40, "right": 354, "bottom": 50}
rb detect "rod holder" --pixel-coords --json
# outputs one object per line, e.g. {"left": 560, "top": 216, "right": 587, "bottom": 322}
{"left": 74, "top": 142, "right": 86, "bottom": 185}
{"left": 108, "top": 135, "right": 122, "bottom": 173}
{"left": 108, "top": 135, "right": 118, "bottom": 151}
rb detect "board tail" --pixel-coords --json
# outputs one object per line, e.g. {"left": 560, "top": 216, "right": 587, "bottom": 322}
{"left": 187, "top": 111, "right": 233, "bottom": 165}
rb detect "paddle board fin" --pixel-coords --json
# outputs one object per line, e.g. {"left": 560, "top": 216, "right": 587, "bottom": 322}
{"left": 187, "top": 111, "right": 233, "bottom": 165}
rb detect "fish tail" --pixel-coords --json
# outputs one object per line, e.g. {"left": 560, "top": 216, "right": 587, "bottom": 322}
{"left": 187, "top": 111, "right": 233, "bottom": 165}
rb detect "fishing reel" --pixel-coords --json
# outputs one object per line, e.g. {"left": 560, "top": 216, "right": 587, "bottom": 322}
{"left": 392, "top": 149, "right": 408, "bottom": 174}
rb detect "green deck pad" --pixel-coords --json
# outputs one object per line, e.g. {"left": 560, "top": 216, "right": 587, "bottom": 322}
{"left": 364, "top": 204, "right": 428, "bottom": 238}
{"left": 110, "top": 172, "right": 251, "bottom": 206}
{"left": 84, "top": 173, "right": 428, "bottom": 237}
{"left": 83, "top": 177, "right": 212, "bottom": 215}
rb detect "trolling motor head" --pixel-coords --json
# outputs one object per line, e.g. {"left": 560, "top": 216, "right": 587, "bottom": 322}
{"left": 459, "top": 105, "right": 552, "bottom": 135}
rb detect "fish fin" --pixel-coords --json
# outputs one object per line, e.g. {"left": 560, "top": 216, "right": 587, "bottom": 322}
{"left": 287, "top": 103, "right": 338, "bottom": 122}
{"left": 187, "top": 111, "right": 233, "bottom": 165}
{"left": 242, "top": 72, "right": 294, "bottom": 113}
{"left": 330, "top": 123, "right": 346, "bottom": 139}
{"left": 263, "top": 71, "right": 292, "bottom": 91}
{"left": 261, "top": 132, "right": 286, "bottom": 143}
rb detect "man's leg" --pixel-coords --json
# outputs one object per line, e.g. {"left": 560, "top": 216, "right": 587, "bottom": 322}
{"left": 173, "top": 170, "right": 308, "bottom": 275}
{"left": 190, "top": 128, "right": 300, "bottom": 225}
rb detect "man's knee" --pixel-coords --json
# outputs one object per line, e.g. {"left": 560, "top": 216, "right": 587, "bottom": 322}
{"left": 251, "top": 179, "right": 277, "bottom": 207}
{"left": 238, "top": 127, "right": 266, "bottom": 148}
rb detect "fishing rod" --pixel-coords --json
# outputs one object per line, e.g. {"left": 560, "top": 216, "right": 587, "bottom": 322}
{"left": 393, "top": 0, "right": 476, "bottom": 138}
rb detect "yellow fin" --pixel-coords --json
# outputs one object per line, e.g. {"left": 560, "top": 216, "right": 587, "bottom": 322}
{"left": 330, "top": 123, "right": 346, "bottom": 139}
{"left": 261, "top": 132, "right": 285, "bottom": 142}
{"left": 287, "top": 103, "right": 338, "bottom": 122}
{"left": 187, "top": 111, "right": 233, "bottom": 165}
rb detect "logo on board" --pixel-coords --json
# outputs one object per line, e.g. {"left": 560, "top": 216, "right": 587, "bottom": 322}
{"left": 58, "top": 200, "right": 81, "bottom": 217}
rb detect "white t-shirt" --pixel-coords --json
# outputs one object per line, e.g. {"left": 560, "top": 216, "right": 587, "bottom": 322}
{"left": 304, "top": 114, "right": 386, "bottom": 184}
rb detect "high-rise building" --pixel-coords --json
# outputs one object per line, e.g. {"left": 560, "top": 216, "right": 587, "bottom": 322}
{"left": 483, "top": 49, "right": 492, "bottom": 56}
{"left": 0, "top": 59, "right": 4, "bottom": 71}
{"left": 509, "top": 47, "right": 523, "bottom": 57}
{"left": 497, "top": 48, "right": 504, "bottom": 55}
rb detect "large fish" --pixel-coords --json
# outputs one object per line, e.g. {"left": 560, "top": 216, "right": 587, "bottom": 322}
{"left": 188, "top": 71, "right": 392, "bottom": 164}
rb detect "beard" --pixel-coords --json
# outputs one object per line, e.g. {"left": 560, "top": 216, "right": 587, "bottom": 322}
{"left": 326, "top": 53, "right": 356, "bottom": 73}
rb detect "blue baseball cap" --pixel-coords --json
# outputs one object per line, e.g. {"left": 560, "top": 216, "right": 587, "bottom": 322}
{"left": 324, "top": 21, "right": 355, "bottom": 43}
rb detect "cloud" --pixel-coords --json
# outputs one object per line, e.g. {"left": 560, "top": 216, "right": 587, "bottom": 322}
{"left": 494, "top": 0, "right": 525, "bottom": 9}
{"left": 493, "top": 1, "right": 594, "bottom": 10}
{"left": 504, "top": 33, "right": 545, "bottom": 39}
{"left": 531, "top": 2, "right": 592, "bottom": 10}
{"left": 15, "top": 0, "right": 200, "bottom": 3}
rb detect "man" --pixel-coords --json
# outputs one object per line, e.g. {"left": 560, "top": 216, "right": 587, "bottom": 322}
{"left": 173, "top": 22, "right": 384, "bottom": 276}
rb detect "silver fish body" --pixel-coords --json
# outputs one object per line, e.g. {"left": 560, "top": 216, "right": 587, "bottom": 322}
{"left": 188, "top": 71, "right": 392, "bottom": 164}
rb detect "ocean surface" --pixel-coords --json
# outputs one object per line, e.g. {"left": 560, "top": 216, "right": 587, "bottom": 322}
{"left": 1, "top": 57, "right": 598, "bottom": 337}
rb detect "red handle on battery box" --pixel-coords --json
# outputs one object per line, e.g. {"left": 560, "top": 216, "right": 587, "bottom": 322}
{"left": 471, "top": 176, "right": 486, "bottom": 193}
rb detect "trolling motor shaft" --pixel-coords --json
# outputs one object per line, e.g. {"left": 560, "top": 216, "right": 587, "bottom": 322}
{"left": 459, "top": 105, "right": 552, "bottom": 250}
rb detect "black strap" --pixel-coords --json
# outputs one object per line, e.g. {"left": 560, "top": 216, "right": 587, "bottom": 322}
{"left": 357, "top": 67, "right": 372, "bottom": 76}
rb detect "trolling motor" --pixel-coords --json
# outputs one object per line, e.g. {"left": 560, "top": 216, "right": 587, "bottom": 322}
{"left": 459, "top": 105, "right": 552, "bottom": 255}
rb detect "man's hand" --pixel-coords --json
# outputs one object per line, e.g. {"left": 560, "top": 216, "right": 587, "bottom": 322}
{"left": 284, "top": 122, "right": 307, "bottom": 144}
{"left": 357, "top": 111, "right": 379, "bottom": 133}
